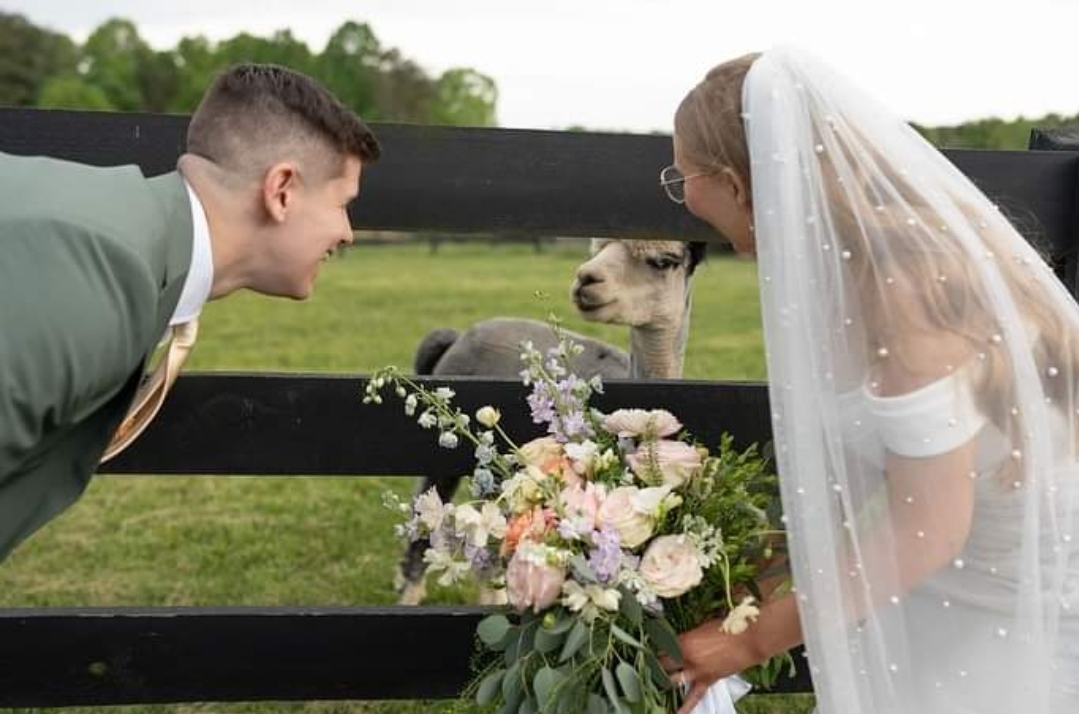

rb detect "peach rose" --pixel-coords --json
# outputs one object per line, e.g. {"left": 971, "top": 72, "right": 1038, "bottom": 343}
{"left": 518, "top": 436, "right": 564, "bottom": 467}
{"left": 501, "top": 506, "right": 557, "bottom": 557}
{"left": 541, "top": 455, "right": 582, "bottom": 489}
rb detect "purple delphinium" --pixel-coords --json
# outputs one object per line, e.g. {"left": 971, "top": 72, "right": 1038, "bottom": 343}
{"left": 587, "top": 525, "right": 623, "bottom": 584}
{"left": 527, "top": 383, "right": 557, "bottom": 425}
{"left": 465, "top": 543, "right": 497, "bottom": 580}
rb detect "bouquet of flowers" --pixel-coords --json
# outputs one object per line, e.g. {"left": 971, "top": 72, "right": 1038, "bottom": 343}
{"left": 365, "top": 323, "right": 790, "bottom": 713}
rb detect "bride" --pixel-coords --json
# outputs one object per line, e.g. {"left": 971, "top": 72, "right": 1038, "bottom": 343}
{"left": 662, "top": 46, "right": 1079, "bottom": 713}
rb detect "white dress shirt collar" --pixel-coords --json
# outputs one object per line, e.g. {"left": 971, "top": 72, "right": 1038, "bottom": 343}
{"left": 169, "top": 178, "right": 214, "bottom": 326}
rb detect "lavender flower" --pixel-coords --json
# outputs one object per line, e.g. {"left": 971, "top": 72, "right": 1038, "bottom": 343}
{"left": 527, "top": 384, "right": 557, "bottom": 424}
{"left": 561, "top": 410, "right": 590, "bottom": 440}
{"left": 587, "top": 526, "right": 624, "bottom": 584}
{"left": 465, "top": 543, "right": 497, "bottom": 579}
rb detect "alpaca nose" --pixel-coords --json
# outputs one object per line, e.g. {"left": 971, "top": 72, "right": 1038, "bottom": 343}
{"left": 575, "top": 267, "right": 601, "bottom": 288}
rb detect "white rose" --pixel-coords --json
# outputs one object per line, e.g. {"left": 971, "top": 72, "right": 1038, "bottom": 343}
{"left": 476, "top": 406, "right": 501, "bottom": 428}
{"left": 598, "top": 486, "right": 655, "bottom": 549}
{"left": 603, "top": 409, "right": 682, "bottom": 439}
{"left": 639, "top": 535, "right": 704, "bottom": 598}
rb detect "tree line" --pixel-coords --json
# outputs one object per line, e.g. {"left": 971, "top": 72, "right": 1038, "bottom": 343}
{"left": 3, "top": 12, "right": 1078, "bottom": 145}
{"left": 0, "top": 12, "right": 497, "bottom": 127}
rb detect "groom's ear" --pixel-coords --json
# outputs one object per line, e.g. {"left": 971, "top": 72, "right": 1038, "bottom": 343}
{"left": 722, "top": 167, "right": 751, "bottom": 208}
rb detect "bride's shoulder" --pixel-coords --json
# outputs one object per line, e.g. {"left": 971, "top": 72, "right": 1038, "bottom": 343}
{"left": 874, "top": 329, "right": 975, "bottom": 398}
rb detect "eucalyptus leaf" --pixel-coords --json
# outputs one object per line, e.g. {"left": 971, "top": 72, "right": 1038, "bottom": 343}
{"left": 601, "top": 667, "right": 619, "bottom": 707}
{"left": 534, "top": 624, "right": 565, "bottom": 654}
{"left": 558, "top": 619, "right": 589, "bottom": 662}
{"left": 544, "top": 612, "right": 577, "bottom": 635}
{"left": 586, "top": 693, "right": 609, "bottom": 714}
{"left": 502, "top": 661, "right": 524, "bottom": 704}
{"left": 614, "top": 662, "right": 642, "bottom": 703}
{"left": 476, "top": 668, "right": 505, "bottom": 706}
{"left": 520, "top": 619, "right": 538, "bottom": 653}
{"left": 478, "top": 614, "right": 512, "bottom": 648}
{"left": 533, "top": 666, "right": 567, "bottom": 709}
{"left": 504, "top": 625, "right": 525, "bottom": 664}
{"left": 643, "top": 650, "right": 672, "bottom": 689}
{"left": 600, "top": 668, "right": 631, "bottom": 714}
{"left": 644, "top": 617, "right": 683, "bottom": 666}
{"left": 518, "top": 697, "right": 537, "bottom": 714}
{"left": 617, "top": 588, "right": 642, "bottom": 627}
{"left": 610, "top": 623, "right": 643, "bottom": 649}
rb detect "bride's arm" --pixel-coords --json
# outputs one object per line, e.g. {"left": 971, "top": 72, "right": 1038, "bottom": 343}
{"left": 675, "top": 440, "right": 976, "bottom": 712}
{"left": 675, "top": 335, "right": 980, "bottom": 710}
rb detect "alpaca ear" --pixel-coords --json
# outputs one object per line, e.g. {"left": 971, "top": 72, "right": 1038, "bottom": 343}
{"left": 722, "top": 167, "right": 751, "bottom": 208}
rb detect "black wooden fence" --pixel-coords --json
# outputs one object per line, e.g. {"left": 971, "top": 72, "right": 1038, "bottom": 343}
{"left": 1, "top": 107, "right": 1077, "bottom": 708}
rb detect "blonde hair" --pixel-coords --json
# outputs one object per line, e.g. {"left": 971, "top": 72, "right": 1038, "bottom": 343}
{"left": 674, "top": 53, "right": 759, "bottom": 194}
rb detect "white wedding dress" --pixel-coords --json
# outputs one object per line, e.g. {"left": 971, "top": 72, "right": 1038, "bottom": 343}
{"left": 838, "top": 366, "right": 1079, "bottom": 712}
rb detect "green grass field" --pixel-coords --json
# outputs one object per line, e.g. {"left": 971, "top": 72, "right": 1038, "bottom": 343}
{"left": 0, "top": 241, "right": 813, "bottom": 713}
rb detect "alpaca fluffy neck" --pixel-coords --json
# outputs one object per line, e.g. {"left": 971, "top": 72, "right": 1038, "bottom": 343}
{"left": 628, "top": 284, "right": 692, "bottom": 379}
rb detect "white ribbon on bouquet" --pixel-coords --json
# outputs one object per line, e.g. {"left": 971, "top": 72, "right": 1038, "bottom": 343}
{"left": 688, "top": 674, "right": 752, "bottom": 714}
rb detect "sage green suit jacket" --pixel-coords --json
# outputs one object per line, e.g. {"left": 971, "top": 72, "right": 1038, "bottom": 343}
{"left": 0, "top": 152, "right": 193, "bottom": 561}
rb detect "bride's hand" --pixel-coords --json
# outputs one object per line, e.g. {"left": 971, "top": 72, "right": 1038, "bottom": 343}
{"left": 664, "top": 619, "right": 759, "bottom": 714}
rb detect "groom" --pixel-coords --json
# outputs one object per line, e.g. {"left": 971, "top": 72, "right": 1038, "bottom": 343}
{"left": 0, "top": 63, "right": 381, "bottom": 561}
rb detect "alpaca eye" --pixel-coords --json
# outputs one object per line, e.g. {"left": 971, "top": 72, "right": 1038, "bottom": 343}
{"left": 647, "top": 255, "right": 682, "bottom": 271}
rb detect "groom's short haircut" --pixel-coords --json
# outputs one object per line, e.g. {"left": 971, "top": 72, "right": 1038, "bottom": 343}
{"left": 186, "top": 63, "right": 381, "bottom": 183}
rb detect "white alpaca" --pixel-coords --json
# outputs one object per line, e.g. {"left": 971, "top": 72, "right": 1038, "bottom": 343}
{"left": 396, "top": 239, "right": 706, "bottom": 605}
{"left": 571, "top": 238, "right": 699, "bottom": 379}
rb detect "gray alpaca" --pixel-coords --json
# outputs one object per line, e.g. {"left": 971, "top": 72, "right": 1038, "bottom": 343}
{"left": 397, "top": 239, "right": 707, "bottom": 604}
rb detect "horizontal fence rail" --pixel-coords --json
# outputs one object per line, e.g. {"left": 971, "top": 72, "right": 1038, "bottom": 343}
{"left": 100, "top": 375, "right": 772, "bottom": 475}
{"left": 1, "top": 109, "right": 1077, "bottom": 270}
{"left": 0, "top": 607, "right": 813, "bottom": 707}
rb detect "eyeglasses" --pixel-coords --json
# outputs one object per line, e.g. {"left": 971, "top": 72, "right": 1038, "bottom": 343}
{"left": 659, "top": 165, "right": 711, "bottom": 204}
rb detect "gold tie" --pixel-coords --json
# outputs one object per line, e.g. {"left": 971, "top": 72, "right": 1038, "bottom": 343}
{"left": 100, "top": 319, "right": 199, "bottom": 463}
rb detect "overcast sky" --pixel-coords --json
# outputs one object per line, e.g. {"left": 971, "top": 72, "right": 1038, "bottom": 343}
{"left": 9, "top": 0, "right": 1079, "bottom": 133}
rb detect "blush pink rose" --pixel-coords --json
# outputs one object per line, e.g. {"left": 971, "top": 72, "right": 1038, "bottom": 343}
{"left": 505, "top": 545, "right": 566, "bottom": 613}
{"left": 627, "top": 439, "right": 702, "bottom": 488}
{"left": 598, "top": 487, "right": 655, "bottom": 549}
{"left": 603, "top": 409, "right": 682, "bottom": 439}
{"left": 559, "top": 482, "right": 605, "bottom": 531}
